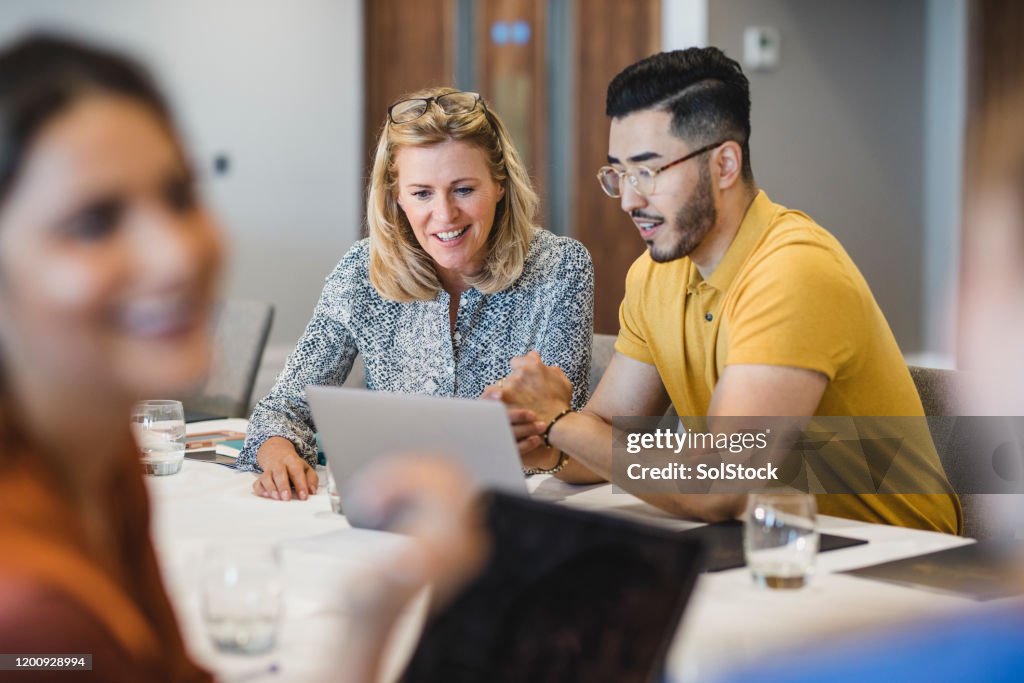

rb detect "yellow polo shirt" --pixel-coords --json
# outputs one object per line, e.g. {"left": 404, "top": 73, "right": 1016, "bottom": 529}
{"left": 616, "top": 190, "right": 962, "bottom": 534}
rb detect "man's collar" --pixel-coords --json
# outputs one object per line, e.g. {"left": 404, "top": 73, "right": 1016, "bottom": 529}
{"left": 694, "top": 190, "right": 772, "bottom": 293}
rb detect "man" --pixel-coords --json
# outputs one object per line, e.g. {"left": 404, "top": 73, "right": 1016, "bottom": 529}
{"left": 489, "top": 48, "right": 961, "bottom": 534}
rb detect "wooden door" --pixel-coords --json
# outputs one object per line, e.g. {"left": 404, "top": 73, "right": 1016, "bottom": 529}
{"left": 572, "top": 0, "right": 661, "bottom": 334}
{"left": 364, "top": 0, "right": 662, "bottom": 336}
{"left": 363, "top": 0, "right": 456, "bottom": 181}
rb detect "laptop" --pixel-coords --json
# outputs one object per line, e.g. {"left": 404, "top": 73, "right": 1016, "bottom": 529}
{"left": 306, "top": 386, "right": 527, "bottom": 519}
{"left": 400, "top": 490, "right": 705, "bottom": 683}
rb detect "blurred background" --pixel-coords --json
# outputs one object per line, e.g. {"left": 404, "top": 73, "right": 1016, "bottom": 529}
{"left": 0, "top": 0, "right": 1000, "bottom": 402}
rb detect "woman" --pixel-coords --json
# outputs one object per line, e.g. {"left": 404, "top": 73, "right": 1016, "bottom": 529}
{"left": 0, "top": 34, "right": 222, "bottom": 681}
{"left": 241, "top": 87, "right": 595, "bottom": 500}
{"left": 0, "top": 34, "right": 485, "bottom": 683}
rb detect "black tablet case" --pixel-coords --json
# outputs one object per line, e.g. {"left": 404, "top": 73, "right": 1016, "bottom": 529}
{"left": 400, "top": 492, "right": 705, "bottom": 683}
{"left": 676, "top": 519, "right": 868, "bottom": 572}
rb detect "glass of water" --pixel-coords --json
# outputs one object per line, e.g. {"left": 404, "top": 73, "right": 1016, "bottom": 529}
{"left": 200, "top": 544, "right": 283, "bottom": 654}
{"left": 743, "top": 492, "right": 818, "bottom": 589}
{"left": 131, "top": 400, "right": 186, "bottom": 476}
{"left": 325, "top": 468, "right": 342, "bottom": 515}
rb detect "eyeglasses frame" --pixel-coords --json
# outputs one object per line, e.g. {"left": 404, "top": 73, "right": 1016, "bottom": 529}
{"left": 596, "top": 140, "right": 732, "bottom": 198}
{"left": 387, "top": 91, "right": 486, "bottom": 125}
{"left": 385, "top": 90, "right": 505, "bottom": 159}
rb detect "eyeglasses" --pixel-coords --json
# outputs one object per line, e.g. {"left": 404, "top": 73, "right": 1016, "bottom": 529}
{"left": 387, "top": 91, "right": 486, "bottom": 125}
{"left": 596, "top": 140, "right": 730, "bottom": 198}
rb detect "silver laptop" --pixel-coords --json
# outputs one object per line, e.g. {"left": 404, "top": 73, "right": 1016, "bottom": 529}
{"left": 306, "top": 386, "right": 527, "bottom": 517}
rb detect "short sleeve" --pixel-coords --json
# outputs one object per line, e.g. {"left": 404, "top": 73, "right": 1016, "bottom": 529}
{"left": 723, "top": 242, "right": 867, "bottom": 380}
{"left": 614, "top": 256, "right": 654, "bottom": 364}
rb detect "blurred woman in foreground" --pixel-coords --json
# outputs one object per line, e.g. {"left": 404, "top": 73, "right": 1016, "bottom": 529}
{"left": 0, "top": 34, "right": 221, "bottom": 681}
{"left": 0, "top": 34, "right": 482, "bottom": 682}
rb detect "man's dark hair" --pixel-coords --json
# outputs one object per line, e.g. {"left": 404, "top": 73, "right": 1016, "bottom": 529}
{"left": 606, "top": 47, "right": 753, "bottom": 182}
{"left": 0, "top": 33, "right": 174, "bottom": 205}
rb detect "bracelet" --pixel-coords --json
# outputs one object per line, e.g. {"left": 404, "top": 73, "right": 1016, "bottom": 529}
{"left": 522, "top": 450, "right": 569, "bottom": 477}
{"left": 542, "top": 408, "right": 573, "bottom": 447}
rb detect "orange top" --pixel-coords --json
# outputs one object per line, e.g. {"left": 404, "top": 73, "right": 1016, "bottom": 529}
{"left": 0, "top": 439, "right": 211, "bottom": 682}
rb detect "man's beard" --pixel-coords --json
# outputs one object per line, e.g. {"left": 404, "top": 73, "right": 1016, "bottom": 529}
{"left": 648, "top": 161, "right": 717, "bottom": 263}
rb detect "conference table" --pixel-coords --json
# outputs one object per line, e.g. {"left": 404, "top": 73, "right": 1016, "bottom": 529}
{"left": 148, "top": 419, "right": 987, "bottom": 683}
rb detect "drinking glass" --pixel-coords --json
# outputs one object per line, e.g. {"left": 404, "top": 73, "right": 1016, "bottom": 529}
{"left": 132, "top": 399, "right": 186, "bottom": 476}
{"left": 325, "top": 469, "right": 342, "bottom": 515}
{"left": 743, "top": 492, "right": 818, "bottom": 589}
{"left": 200, "top": 544, "right": 284, "bottom": 654}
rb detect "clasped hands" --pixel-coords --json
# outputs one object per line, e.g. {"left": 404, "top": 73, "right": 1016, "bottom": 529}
{"left": 482, "top": 351, "right": 573, "bottom": 465}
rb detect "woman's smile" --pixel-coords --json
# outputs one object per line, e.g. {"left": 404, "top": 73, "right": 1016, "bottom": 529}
{"left": 395, "top": 139, "right": 505, "bottom": 288}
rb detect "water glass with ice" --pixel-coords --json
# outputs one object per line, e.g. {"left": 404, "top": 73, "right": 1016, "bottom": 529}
{"left": 132, "top": 399, "right": 186, "bottom": 476}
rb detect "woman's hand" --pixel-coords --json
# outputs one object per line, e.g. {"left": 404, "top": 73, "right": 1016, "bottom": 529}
{"left": 253, "top": 436, "right": 319, "bottom": 501}
{"left": 520, "top": 445, "right": 564, "bottom": 471}
{"left": 503, "top": 407, "right": 546, "bottom": 454}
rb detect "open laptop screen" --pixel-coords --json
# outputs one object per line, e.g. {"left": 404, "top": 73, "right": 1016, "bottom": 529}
{"left": 400, "top": 491, "right": 704, "bottom": 683}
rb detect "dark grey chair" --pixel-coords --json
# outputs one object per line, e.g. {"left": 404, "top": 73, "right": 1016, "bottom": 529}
{"left": 590, "top": 333, "right": 617, "bottom": 395}
{"left": 182, "top": 299, "right": 274, "bottom": 418}
{"left": 908, "top": 365, "right": 960, "bottom": 458}
{"left": 343, "top": 355, "right": 366, "bottom": 389}
{"left": 908, "top": 365, "right": 1020, "bottom": 539}
{"left": 591, "top": 333, "right": 680, "bottom": 428}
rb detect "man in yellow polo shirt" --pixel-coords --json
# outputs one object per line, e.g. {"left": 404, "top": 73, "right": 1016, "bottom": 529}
{"left": 488, "top": 47, "right": 961, "bottom": 534}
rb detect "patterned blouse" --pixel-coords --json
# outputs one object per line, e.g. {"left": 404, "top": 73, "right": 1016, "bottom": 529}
{"left": 238, "top": 228, "right": 594, "bottom": 470}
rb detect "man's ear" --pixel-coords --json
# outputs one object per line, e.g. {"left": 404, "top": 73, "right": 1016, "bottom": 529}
{"left": 715, "top": 142, "right": 744, "bottom": 190}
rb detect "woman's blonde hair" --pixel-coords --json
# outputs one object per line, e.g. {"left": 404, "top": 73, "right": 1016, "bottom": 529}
{"left": 367, "top": 86, "right": 538, "bottom": 301}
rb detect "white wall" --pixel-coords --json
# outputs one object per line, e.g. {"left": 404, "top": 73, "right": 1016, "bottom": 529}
{"left": 922, "top": 0, "right": 966, "bottom": 364}
{"left": 0, "top": 0, "right": 364, "bottom": 357}
{"left": 668, "top": 0, "right": 967, "bottom": 359}
{"left": 662, "top": 0, "right": 708, "bottom": 50}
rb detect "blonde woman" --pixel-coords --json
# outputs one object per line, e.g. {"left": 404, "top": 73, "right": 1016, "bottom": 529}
{"left": 241, "top": 88, "right": 595, "bottom": 500}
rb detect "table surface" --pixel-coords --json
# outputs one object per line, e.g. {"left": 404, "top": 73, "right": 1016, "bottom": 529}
{"left": 148, "top": 419, "right": 987, "bottom": 683}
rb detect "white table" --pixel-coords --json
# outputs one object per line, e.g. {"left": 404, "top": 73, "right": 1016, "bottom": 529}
{"left": 148, "top": 419, "right": 983, "bottom": 683}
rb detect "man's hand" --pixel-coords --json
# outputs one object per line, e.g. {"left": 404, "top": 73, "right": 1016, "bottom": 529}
{"left": 253, "top": 436, "right": 319, "bottom": 501}
{"left": 504, "top": 408, "right": 546, "bottom": 454}
{"left": 482, "top": 350, "right": 573, "bottom": 424}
